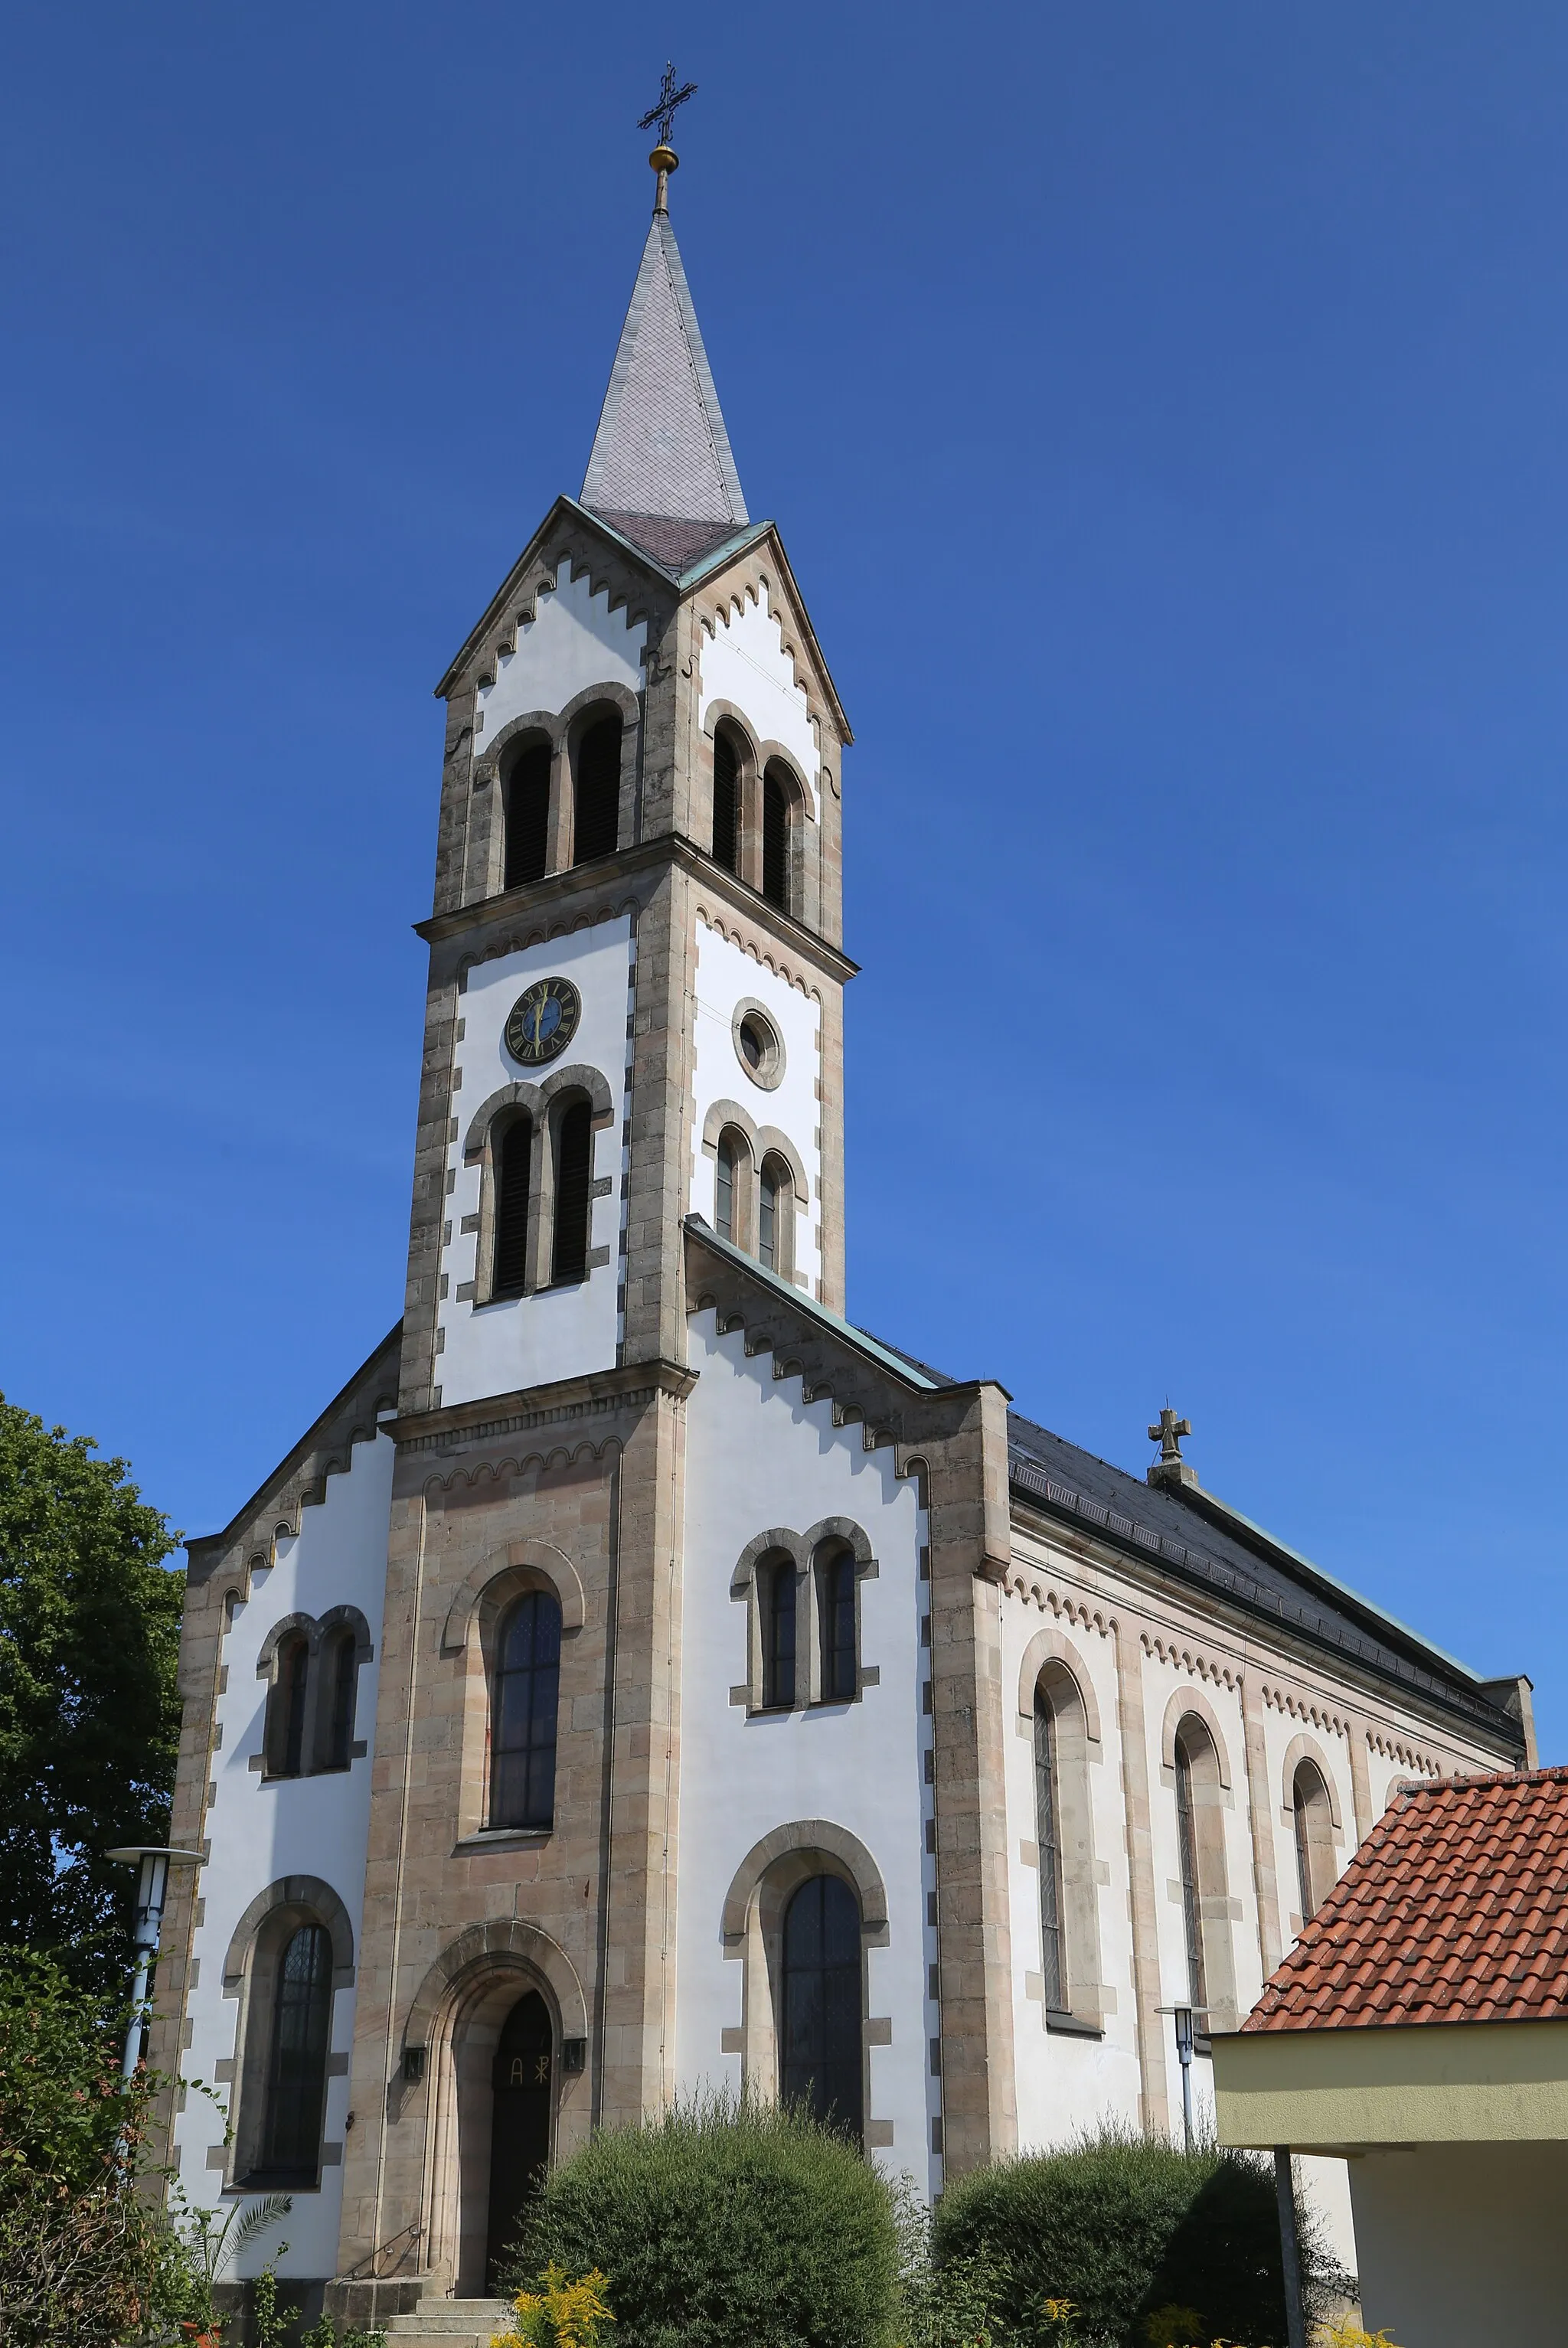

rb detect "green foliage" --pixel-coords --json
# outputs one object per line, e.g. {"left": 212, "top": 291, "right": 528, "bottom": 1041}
{"left": 0, "top": 1947, "right": 182, "bottom": 2345}
{"left": 501, "top": 2092, "right": 901, "bottom": 2348}
{"left": 299, "top": 2317, "right": 388, "bottom": 2348}
{"left": 932, "top": 2128, "right": 1354, "bottom": 2348}
{"left": 0, "top": 1396, "right": 184, "bottom": 1994}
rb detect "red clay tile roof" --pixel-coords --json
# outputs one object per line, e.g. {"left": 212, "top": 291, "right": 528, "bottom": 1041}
{"left": 1244, "top": 1765, "right": 1568, "bottom": 2032}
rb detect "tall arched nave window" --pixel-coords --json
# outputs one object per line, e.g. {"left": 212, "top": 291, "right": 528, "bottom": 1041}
{"left": 780, "top": 1873, "right": 864, "bottom": 2140}
{"left": 489, "top": 1589, "right": 563, "bottom": 1831}
{"left": 1172, "top": 1713, "right": 1233, "bottom": 2030}
{"left": 1292, "top": 1759, "right": 1334, "bottom": 1924}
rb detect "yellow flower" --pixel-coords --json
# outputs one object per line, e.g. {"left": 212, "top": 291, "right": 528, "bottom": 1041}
{"left": 491, "top": 2263, "right": 616, "bottom": 2348}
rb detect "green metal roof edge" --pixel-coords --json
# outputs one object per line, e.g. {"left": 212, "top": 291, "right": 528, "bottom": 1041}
{"left": 684, "top": 1217, "right": 939, "bottom": 1390}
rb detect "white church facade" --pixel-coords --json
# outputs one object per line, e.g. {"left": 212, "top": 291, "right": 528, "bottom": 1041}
{"left": 150, "top": 139, "right": 1536, "bottom": 2330}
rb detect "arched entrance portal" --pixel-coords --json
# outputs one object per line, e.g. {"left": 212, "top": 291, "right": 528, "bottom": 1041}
{"left": 485, "top": 1991, "right": 553, "bottom": 2293}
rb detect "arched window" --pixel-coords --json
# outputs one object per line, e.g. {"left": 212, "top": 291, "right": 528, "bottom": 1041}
{"left": 1292, "top": 1761, "right": 1334, "bottom": 1924}
{"left": 550, "top": 1101, "right": 592, "bottom": 1283}
{"left": 1174, "top": 1727, "right": 1207, "bottom": 2014}
{"left": 712, "top": 727, "right": 740, "bottom": 874}
{"left": 255, "top": 1921, "right": 332, "bottom": 2183}
{"left": 817, "top": 1547, "right": 856, "bottom": 1702}
{"left": 762, "top": 763, "right": 791, "bottom": 913}
{"left": 758, "top": 1154, "right": 793, "bottom": 1277}
{"left": 780, "top": 1875, "right": 863, "bottom": 2138}
{"left": 492, "top": 1115, "right": 534, "bottom": 1298}
{"left": 761, "top": 1558, "right": 798, "bottom": 1710}
{"left": 572, "top": 715, "right": 622, "bottom": 865}
{"left": 1034, "top": 1692, "right": 1066, "bottom": 2013}
{"left": 714, "top": 1126, "right": 750, "bottom": 1249}
{"left": 504, "top": 742, "right": 551, "bottom": 890}
{"left": 324, "top": 1631, "right": 358, "bottom": 1772}
{"left": 266, "top": 1634, "right": 310, "bottom": 1779}
{"left": 489, "top": 1590, "right": 562, "bottom": 1831}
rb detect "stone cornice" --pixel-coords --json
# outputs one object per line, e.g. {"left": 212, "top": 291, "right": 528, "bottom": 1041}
{"left": 414, "top": 832, "right": 859, "bottom": 985}
{"left": 389, "top": 1356, "right": 697, "bottom": 1453}
{"left": 1005, "top": 1476, "right": 1522, "bottom": 1759}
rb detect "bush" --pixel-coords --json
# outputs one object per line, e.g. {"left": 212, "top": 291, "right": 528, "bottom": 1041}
{"left": 0, "top": 1948, "right": 184, "bottom": 2346}
{"left": 500, "top": 2093, "right": 901, "bottom": 2348}
{"left": 932, "top": 2128, "right": 1353, "bottom": 2348}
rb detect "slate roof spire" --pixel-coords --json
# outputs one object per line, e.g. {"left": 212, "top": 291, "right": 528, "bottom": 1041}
{"left": 580, "top": 135, "right": 749, "bottom": 572}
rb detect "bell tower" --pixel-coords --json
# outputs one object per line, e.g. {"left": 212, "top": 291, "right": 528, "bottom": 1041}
{"left": 394, "top": 129, "right": 853, "bottom": 1426}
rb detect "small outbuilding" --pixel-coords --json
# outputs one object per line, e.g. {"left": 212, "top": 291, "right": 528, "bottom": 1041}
{"left": 1214, "top": 1764, "right": 1568, "bottom": 2346}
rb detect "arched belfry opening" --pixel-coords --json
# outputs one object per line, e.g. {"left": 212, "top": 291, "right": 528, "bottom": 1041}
{"left": 485, "top": 1990, "right": 554, "bottom": 2293}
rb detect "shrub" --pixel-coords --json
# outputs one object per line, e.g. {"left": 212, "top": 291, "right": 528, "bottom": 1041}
{"left": 932, "top": 2127, "right": 1354, "bottom": 2348}
{"left": 500, "top": 2092, "right": 901, "bottom": 2348}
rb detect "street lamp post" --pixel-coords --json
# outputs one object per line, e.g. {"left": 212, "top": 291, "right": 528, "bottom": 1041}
{"left": 1157, "top": 2002, "right": 1208, "bottom": 2151}
{"left": 106, "top": 1846, "right": 203, "bottom": 2084}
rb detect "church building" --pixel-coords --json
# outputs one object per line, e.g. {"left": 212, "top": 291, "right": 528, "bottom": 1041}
{"left": 150, "top": 129, "right": 1536, "bottom": 2333}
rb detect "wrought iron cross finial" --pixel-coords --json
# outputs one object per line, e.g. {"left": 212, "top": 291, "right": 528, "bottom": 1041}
{"left": 1148, "top": 1405, "right": 1192, "bottom": 1465}
{"left": 639, "top": 62, "right": 697, "bottom": 149}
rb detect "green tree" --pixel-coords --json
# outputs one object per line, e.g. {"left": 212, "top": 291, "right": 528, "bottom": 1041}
{"left": 0, "top": 1397, "right": 184, "bottom": 1993}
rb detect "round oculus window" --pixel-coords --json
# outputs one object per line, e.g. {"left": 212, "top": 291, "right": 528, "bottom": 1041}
{"left": 733, "top": 1006, "right": 783, "bottom": 1089}
{"left": 505, "top": 976, "right": 581, "bottom": 1067}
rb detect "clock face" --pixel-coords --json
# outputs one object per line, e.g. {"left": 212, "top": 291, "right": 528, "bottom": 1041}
{"left": 505, "top": 977, "right": 581, "bottom": 1067}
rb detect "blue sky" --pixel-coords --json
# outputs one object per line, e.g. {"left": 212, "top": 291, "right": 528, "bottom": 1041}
{"left": 3, "top": 5, "right": 1564, "bottom": 1754}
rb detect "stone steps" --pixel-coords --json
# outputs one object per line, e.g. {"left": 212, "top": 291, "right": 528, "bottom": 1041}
{"left": 381, "top": 2301, "right": 513, "bottom": 2348}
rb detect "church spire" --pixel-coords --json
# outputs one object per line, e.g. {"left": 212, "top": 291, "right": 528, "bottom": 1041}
{"left": 580, "top": 90, "right": 748, "bottom": 567}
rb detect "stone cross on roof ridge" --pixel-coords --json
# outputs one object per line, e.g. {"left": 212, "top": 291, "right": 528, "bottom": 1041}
{"left": 1147, "top": 1405, "right": 1197, "bottom": 1491}
{"left": 580, "top": 199, "right": 748, "bottom": 539}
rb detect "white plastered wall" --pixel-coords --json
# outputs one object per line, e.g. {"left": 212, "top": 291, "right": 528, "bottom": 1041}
{"left": 1350, "top": 2142, "right": 1568, "bottom": 2346}
{"left": 690, "top": 921, "right": 822, "bottom": 1298}
{"left": 697, "top": 586, "right": 820, "bottom": 814}
{"left": 438, "top": 919, "right": 633, "bottom": 1406}
{"left": 472, "top": 557, "right": 645, "bottom": 743}
{"left": 999, "top": 1586, "right": 1145, "bottom": 2149}
{"left": 675, "top": 1314, "right": 937, "bottom": 2191}
{"left": 172, "top": 1430, "right": 396, "bottom": 2281}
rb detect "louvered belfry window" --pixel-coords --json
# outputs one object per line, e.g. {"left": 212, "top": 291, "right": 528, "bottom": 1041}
{"left": 573, "top": 717, "right": 622, "bottom": 864}
{"left": 492, "top": 1117, "right": 533, "bottom": 1297}
{"left": 763, "top": 765, "right": 789, "bottom": 910}
{"left": 551, "top": 1102, "right": 593, "bottom": 1283}
{"left": 505, "top": 743, "right": 551, "bottom": 889}
{"left": 712, "top": 729, "right": 740, "bottom": 873}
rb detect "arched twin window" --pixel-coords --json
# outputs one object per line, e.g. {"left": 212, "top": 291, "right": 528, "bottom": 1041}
{"left": 487, "top": 1097, "right": 595, "bottom": 1300}
{"left": 1292, "top": 1760, "right": 1334, "bottom": 1925}
{"left": 779, "top": 1873, "right": 863, "bottom": 2138}
{"left": 263, "top": 1619, "right": 365, "bottom": 1780}
{"left": 714, "top": 1127, "right": 795, "bottom": 1280}
{"left": 756, "top": 1540, "right": 860, "bottom": 1710}
{"left": 704, "top": 727, "right": 799, "bottom": 917}
{"left": 488, "top": 1589, "right": 563, "bottom": 1832}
